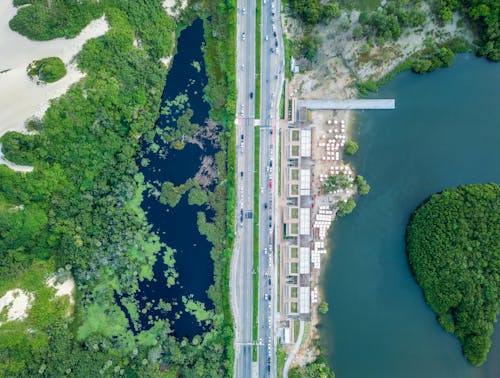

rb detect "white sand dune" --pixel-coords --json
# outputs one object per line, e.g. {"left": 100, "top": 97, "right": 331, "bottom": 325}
{"left": 0, "top": 288, "right": 33, "bottom": 326}
{"left": 0, "top": 2, "right": 109, "bottom": 139}
{"left": 46, "top": 275, "right": 75, "bottom": 305}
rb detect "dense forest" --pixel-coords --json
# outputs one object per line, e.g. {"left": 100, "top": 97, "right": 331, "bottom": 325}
{"left": 407, "top": 183, "right": 500, "bottom": 366}
{"left": 1, "top": 0, "right": 236, "bottom": 376}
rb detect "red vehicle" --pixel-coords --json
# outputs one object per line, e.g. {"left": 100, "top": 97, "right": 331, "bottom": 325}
{"left": 269, "top": 181, "right": 272, "bottom": 188}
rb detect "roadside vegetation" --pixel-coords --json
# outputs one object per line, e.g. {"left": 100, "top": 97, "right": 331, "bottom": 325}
{"left": 1, "top": 0, "right": 236, "bottom": 375}
{"left": 284, "top": 0, "right": 340, "bottom": 62}
{"left": 289, "top": 354, "right": 335, "bottom": 377}
{"left": 27, "top": 57, "right": 66, "bottom": 83}
{"left": 407, "top": 183, "right": 500, "bottom": 366}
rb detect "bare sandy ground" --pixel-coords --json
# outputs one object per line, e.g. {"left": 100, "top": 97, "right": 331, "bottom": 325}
{"left": 0, "top": 2, "right": 109, "bottom": 139}
{"left": 0, "top": 289, "right": 33, "bottom": 326}
{"left": 46, "top": 275, "right": 75, "bottom": 315}
{"left": 163, "top": 0, "right": 188, "bottom": 18}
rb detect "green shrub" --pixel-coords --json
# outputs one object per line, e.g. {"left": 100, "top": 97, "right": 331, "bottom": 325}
{"left": 345, "top": 140, "right": 359, "bottom": 155}
{"left": 27, "top": 57, "right": 67, "bottom": 83}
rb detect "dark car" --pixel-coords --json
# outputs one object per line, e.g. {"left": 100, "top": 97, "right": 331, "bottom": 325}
{"left": 264, "top": 203, "right": 268, "bottom": 209}
{"left": 270, "top": 47, "right": 274, "bottom": 53}
{"left": 275, "top": 40, "right": 278, "bottom": 47}
{"left": 273, "top": 31, "right": 277, "bottom": 37}
{"left": 240, "top": 171, "right": 243, "bottom": 177}
{"left": 250, "top": 92, "right": 254, "bottom": 99}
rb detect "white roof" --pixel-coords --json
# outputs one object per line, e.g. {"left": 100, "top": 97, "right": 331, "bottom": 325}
{"left": 299, "top": 169, "right": 311, "bottom": 196}
{"left": 299, "top": 286, "right": 311, "bottom": 314}
{"left": 299, "top": 208, "right": 310, "bottom": 236}
{"left": 299, "top": 247, "right": 310, "bottom": 274}
{"left": 300, "top": 129, "right": 311, "bottom": 157}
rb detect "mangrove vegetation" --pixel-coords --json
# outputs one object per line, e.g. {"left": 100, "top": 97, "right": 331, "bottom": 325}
{"left": 407, "top": 183, "right": 500, "bottom": 366}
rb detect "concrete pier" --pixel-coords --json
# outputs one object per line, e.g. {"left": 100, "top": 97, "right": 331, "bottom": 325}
{"left": 297, "top": 99, "right": 395, "bottom": 110}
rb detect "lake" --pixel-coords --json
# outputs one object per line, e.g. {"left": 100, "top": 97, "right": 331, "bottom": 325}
{"left": 321, "top": 54, "right": 500, "bottom": 378}
{"left": 127, "top": 18, "right": 216, "bottom": 339}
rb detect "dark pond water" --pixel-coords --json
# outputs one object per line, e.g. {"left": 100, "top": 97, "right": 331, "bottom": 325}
{"left": 321, "top": 54, "right": 500, "bottom": 378}
{"left": 121, "top": 18, "right": 216, "bottom": 339}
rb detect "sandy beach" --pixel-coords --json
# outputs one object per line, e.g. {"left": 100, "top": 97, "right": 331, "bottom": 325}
{"left": 0, "top": 2, "right": 109, "bottom": 139}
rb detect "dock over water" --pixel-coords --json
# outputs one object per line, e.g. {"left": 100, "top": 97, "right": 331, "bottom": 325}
{"left": 297, "top": 99, "right": 396, "bottom": 110}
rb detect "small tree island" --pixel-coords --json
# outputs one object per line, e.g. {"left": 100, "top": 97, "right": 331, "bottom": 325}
{"left": 406, "top": 183, "right": 500, "bottom": 366}
{"left": 27, "top": 57, "right": 67, "bottom": 83}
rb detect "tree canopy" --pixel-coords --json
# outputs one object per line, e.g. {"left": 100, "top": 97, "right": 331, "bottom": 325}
{"left": 407, "top": 183, "right": 500, "bottom": 366}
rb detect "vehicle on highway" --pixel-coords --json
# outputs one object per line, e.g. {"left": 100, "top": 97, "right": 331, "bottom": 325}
{"left": 275, "top": 40, "right": 278, "bottom": 47}
{"left": 240, "top": 171, "right": 243, "bottom": 177}
{"left": 264, "top": 203, "right": 268, "bottom": 209}
{"left": 270, "top": 47, "right": 274, "bottom": 53}
{"left": 265, "top": 35, "right": 268, "bottom": 41}
{"left": 242, "top": 7, "right": 246, "bottom": 14}
{"left": 241, "top": 32, "right": 246, "bottom": 40}
{"left": 276, "top": 47, "right": 279, "bottom": 54}
{"left": 273, "top": 31, "right": 277, "bottom": 37}
{"left": 250, "top": 92, "right": 253, "bottom": 99}
{"left": 241, "top": 64, "right": 245, "bottom": 70}
{"left": 269, "top": 181, "right": 272, "bottom": 188}
{"left": 241, "top": 134, "right": 244, "bottom": 140}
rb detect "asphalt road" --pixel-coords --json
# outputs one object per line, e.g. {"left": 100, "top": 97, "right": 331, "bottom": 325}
{"left": 233, "top": 0, "right": 257, "bottom": 377}
{"left": 232, "top": 0, "right": 284, "bottom": 376}
{"left": 257, "top": 0, "right": 285, "bottom": 377}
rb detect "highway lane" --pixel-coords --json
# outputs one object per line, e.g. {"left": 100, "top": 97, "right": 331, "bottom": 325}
{"left": 233, "top": 0, "right": 257, "bottom": 377}
{"left": 232, "top": 0, "right": 284, "bottom": 375}
{"left": 257, "top": 0, "right": 285, "bottom": 376}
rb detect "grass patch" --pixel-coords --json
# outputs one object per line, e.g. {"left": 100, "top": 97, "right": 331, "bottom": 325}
{"left": 291, "top": 168, "right": 299, "bottom": 180}
{"left": 291, "top": 208, "right": 298, "bottom": 219}
{"left": 291, "top": 287, "right": 298, "bottom": 298}
{"left": 290, "top": 302, "right": 298, "bottom": 313}
{"left": 284, "top": 34, "right": 294, "bottom": 80}
{"left": 291, "top": 184, "right": 299, "bottom": 196}
{"left": 277, "top": 341, "right": 287, "bottom": 378}
{"left": 293, "top": 319, "right": 300, "bottom": 341}
{"left": 291, "top": 129, "right": 299, "bottom": 141}
{"left": 252, "top": 129, "right": 261, "bottom": 361}
{"left": 290, "top": 246, "right": 298, "bottom": 259}
{"left": 279, "top": 81, "right": 286, "bottom": 119}
{"left": 290, "top": 262, "right": 298, "bottom": 274}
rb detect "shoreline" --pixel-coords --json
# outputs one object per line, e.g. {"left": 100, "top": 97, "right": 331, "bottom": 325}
{"left": 280, "top": 2, "right": 475, "bottom": 371}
